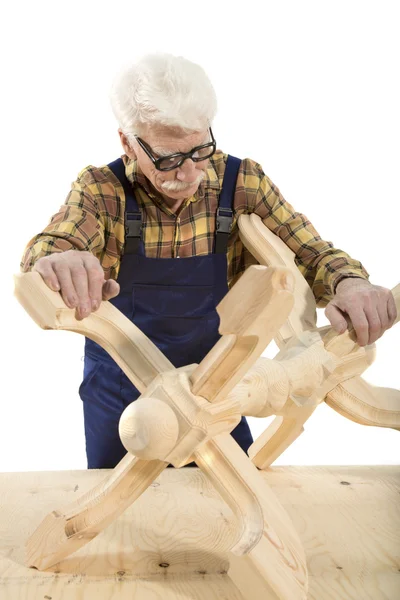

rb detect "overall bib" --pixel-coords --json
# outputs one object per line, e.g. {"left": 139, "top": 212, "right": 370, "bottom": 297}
{"left": 79, "top": 155, "right": 253, "bottom": 469}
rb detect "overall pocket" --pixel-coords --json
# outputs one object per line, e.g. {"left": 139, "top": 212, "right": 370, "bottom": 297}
{"left": 131, "top": 284, "right": 221, "bottom": 368}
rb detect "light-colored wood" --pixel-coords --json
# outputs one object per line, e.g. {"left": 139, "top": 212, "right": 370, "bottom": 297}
{"left": 238, "top": 214, "right": 400, "bottom": 468}
{"left": 14, "top": 271, "right": 173, "bottom": 393}
{"left": 123, "top": 366, "right": 242, "bottom": 468}
{"left": 248, "top": 403, "right": 319, "bottom": 470}
{"left": 115, "top": 266, "right": 309, "bottom": 598}
{"left": 194, "top": 434, "right": 307, "bottom": 600}
{"left": 119, "top": 397, "right": 180, "bottom": 460}
{"left": 13, "top": 217, "right": 399, "bottom": 595}
{"left": 118, "top": 266, "right": 295, "bottom": 467}
{"left": 238, "top": 213, "right": 336, "bottom": 468}
{"left": 190, "top": 266, "right": 294, "bottom": 402}
{"left": 26, "top": 454, "right": 168, "bottom": 570}
{"left": 248, "top": 318, "right": 399, "bottom": 469}
{"left": 1, "top": 467, "right": 399, "bottom": 599}
{"left": 16, "top": 266, "right": 310, "bottom": 599}
{"left": 238, "top": 213, "right": 318, "bottom": 346}
{"left": 326, "top": 376, "right": 400, "bottom": 429}
{"left": 227, "top": 331, "right": 336, "bottom": 418}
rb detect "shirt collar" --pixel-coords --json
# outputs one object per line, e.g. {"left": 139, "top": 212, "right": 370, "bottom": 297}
{"left": 122, "top": 154, "right": 220, "bottom": 202}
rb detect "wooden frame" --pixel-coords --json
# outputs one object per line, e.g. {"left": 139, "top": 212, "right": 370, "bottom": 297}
{"left": 13, "top": 215, "right": 399, "bottom": 599}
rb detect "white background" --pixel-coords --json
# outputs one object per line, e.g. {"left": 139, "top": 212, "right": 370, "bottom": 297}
{"left": 1, "top": 0, "right": 399, "bottom": 471}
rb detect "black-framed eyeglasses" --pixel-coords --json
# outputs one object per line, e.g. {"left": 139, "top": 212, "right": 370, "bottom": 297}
{"left": 135, "top": 128, "right": 216, "bottom": 171}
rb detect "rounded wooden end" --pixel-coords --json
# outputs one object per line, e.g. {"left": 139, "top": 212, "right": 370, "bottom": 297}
{"left": 119, "top": 397, "right": 179, "bottom": 461}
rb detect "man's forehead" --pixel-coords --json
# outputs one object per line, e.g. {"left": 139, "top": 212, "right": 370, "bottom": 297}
{"left": 144, "top": 126, "right": 209, "bottom": 154}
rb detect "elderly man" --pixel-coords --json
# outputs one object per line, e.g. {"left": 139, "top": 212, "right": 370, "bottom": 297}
{"left": 21, "top": 54, "right": 396, "bottom": 469}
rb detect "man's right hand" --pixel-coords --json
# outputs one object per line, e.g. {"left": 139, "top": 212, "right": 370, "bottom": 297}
{"left": 33, "top": 250, "right": 120, "bottom": 321}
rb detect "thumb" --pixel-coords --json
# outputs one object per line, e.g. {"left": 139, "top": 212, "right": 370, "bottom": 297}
{"left": 102, "top": 279, "right": 120, "bottom": 301}
{"left": 325, "top": 302, "right": 349, "bottom": 334}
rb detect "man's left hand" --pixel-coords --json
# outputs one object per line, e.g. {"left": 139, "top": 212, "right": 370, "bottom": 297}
{"left": 325, "top": 278, "right": 397, "bottom": 346}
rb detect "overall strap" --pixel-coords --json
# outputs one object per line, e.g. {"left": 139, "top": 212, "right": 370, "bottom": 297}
{"left": 215, "top": 155, "right": 241, "bottom": 254}
{"left": 107, "top": 158, "right": 142, "bottom": 255}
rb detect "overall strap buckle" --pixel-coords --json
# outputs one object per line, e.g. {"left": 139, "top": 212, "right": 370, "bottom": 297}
{"left": 124, "top": 212, "right": 142, "bottom": 254}
{"left": 107, "top": 158, "right": 143, "bottom": 256}
{"left": 214, "top": 154, "right": 241, "bottom": 254}
{"left": 216, "top": 207, "right": 233, "bottom": 234}
{"left": 215, "top": 207, "right": 234, "bottom": 254}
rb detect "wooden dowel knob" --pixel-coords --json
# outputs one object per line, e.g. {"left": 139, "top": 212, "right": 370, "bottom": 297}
{"left": 119, "top": 397, "right": 179, "bottom": 461}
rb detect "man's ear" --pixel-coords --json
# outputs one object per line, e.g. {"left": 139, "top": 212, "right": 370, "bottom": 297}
{"left": 118, "top": 129, "right": 137, "bottom": 160}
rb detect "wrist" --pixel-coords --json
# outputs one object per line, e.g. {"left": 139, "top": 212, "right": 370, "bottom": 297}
{"left": 334, "top": 276, "right": 370, "bottom": 294}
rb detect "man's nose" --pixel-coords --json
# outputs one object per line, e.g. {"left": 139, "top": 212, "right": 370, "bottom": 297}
{"left": 176, "top": 158, "right": 197, "bottom": 181}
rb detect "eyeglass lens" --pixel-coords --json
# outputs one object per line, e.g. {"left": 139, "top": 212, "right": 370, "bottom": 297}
{"left": 158, "top": 145, "right": 215, "bottom": 170}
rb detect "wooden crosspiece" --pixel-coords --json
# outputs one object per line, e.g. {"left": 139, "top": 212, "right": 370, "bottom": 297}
{"left": 13, "top": 217, "right": 399, "bottom": 600}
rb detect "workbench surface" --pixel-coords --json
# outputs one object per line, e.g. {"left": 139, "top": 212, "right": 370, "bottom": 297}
{"left": 0, "top": 466, "right": 398, "bottom": 599}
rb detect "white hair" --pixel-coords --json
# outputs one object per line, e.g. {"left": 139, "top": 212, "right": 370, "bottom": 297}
{"left": 109, "top": 54, "right": 217, "bottom": 142}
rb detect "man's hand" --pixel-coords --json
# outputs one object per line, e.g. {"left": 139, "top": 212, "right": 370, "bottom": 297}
{"left": 33, "top": 250, "right": 120, "bottom": 321}
{"left": 325, "top": 278, "right": 397, "bottom": 346}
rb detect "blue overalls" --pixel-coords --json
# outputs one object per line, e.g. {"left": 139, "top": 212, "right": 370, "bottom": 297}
{"left": 79, "top": 155, "right": 253, "bottom": 469}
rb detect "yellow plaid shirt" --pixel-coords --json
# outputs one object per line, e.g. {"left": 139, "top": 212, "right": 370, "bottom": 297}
{"left": 21, "top": 150, "right": 369, "bottom": 307}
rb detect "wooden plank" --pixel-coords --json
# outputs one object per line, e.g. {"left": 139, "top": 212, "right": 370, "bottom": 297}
{"left": 0, "top": 467, "right": 399, "bottom": 599}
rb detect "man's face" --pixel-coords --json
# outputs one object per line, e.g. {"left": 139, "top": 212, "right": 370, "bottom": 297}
{"left": 120, "top": 125, "right": 211, "bottom": 207}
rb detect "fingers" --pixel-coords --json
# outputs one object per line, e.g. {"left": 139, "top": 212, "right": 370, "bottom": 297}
{"left": 326, "top": 286, "right": 396, "bottom": 347}
{"left": 324, "top": 303, "right": 349, "bottom": 335}
{"left": 82, "top": 253, "right": 107, "bottom": 311}
{"left": 364, "top": 305, "right": 383, "bottom": 345}
{"left": 53, "top": 260, "right": 80, "bottom": 310}
{"left": 33, "top": 258, "right": 60, "bottom": 293}
{"left": 34, "top": 255, "right": 78, "bottom": 309}
{"left": 102, "top": 279, "right": 120, "bottom": 301}
{"left": 374, "top": 297, "right": 390, "bottom": 340}
{"left": 363, "top": 288, "right": 397, "bottom": 344}
{"left": 325, "top": 299, "right": 370, "bottom": 346}
{"left": 343, "top": 306, "right": 370, "bottom": 346}
{"left": 70, "top": 263, "right": 91, "bottom": 320}
{"left": 32, "top": 250, "right": 119, "bottom": 320}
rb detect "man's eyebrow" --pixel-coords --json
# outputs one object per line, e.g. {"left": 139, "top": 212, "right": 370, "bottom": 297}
{"left": 154, "top": 134, "right": 211, "bottom": 157}
{"left": 153, "top": 147, "right": 178, "bottom": 157}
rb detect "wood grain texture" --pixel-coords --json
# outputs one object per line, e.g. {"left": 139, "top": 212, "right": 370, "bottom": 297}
{"left": 238, "top": 213, "right": 318, "bottom": 346}
{"left": 15, "top": 266, "right": 309, "bottom": 598}
{"left": 119, "top": 397, "right": 180, "bottom": 460}
{"left": 190, "top": 265, "right": 294, "bottom": 403}
{"left": 26, "top": 455, "right": 168, "bottom": 570}
{"left": 238, "top": 214, "right": 400, "bottom": 468}
{"left": 1, "top": 467, "right": 398, "bottom": 599}
{"left": 12, "top": 223, "right": 399, "bottom": 595}
{"left": 14, "top": 271, "right": 173, "bottom": 394}
{"left": 194, "top": 434, "right": 307, "bottom": 599}
{"left": 326, "top": 376, "right": 400, "bottom": 429}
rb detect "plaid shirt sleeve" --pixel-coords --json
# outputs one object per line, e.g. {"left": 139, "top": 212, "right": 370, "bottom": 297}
{"left": 20, "top": 169, "right": 112, "bottom": 275}
{"left": 249, "top": 161, "right": 370, "bottom": 307}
